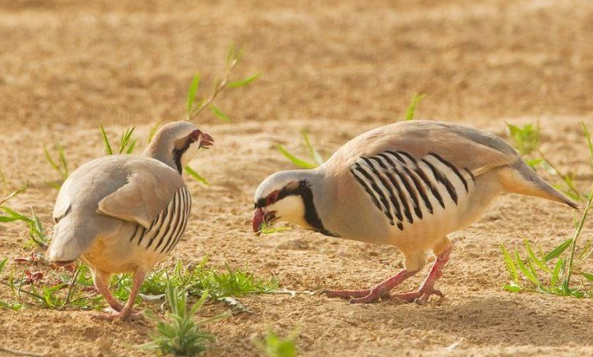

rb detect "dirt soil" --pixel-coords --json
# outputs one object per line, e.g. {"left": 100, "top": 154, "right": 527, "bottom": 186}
{"left": 1, "top": 0, "right": 593, "bottom": 356}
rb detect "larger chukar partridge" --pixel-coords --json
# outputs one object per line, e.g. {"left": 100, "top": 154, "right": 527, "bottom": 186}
{"left": 253, "top": 120, "right": 577, "bottom": 304}
{"left": 47, "top": 121, "right": 213, "bottom": 319}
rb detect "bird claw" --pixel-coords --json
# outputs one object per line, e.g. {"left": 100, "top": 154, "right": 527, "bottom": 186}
{"left": 392, "top": 288, "right": 444, "bottom": 305}
{"left": 92, "top": 310, "right": 145, "bottom": 322}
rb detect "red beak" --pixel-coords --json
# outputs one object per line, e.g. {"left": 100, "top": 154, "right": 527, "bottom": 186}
{"left": 252, "top": 208, "right": 264, "bottom": 235}
{"left": 199, "top": 132, "right": 214, "bottom": 149}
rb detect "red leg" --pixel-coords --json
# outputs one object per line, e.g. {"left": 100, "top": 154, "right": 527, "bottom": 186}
{"left": 93, "top": 270, "right": 123, "bottom": 312}
{"left": 94, "top": 271, "right": 146, "bottom": 321}
{"left": 324, "top": 269, "right": 418, "bottom": 304}
{"left": 392, "top": 246, "right": 451, "bottom": 304}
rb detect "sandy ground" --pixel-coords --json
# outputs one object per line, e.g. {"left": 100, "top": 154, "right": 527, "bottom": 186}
{"left": 1, "top": 0, "right": 593, "bottom": 356}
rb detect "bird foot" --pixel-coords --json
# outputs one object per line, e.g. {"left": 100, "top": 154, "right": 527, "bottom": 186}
{"left": 92, "top": 310, "right": 145, "bottom": 322}
{"left": 391, "top": 287, "right": 444, "bottom": 305}
{"left": 323, "top": 270, "right": 417, "bottom": 303}
{"left": 323, "top": 287, "right": 391, "bottom": 303}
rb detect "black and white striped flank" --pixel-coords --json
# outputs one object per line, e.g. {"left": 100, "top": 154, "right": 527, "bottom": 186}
{"left": 128, "top": 186, "right": 191, "bottom": 254}
{"left": 350, "top": 150, "right": 475, "bottom": 231}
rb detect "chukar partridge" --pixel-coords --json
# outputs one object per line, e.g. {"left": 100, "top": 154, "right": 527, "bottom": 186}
{"left": 253, "top": 120, "right": 577, "bottom": 304}
{"left": 47, "top": 121, "right": 213, "bottom": 319}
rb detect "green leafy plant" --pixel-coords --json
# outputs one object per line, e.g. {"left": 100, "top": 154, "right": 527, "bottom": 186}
{"left": 253, "top": 329, "right": 299, "bottom": 357}
{"left": 138, "top": 283, "right": 227, "bottom": 356}
{"left": 0, "top": 257, "right": 21, "bottom": 310}
{"left": 278, "top": 130, "right": 324, "bottom": 169}
{"left": 111, "top": 259, "right": 278, "bottom": 303}
{"left": 0, "top": 181, "right": 28, "bottom": 207}
{"left": 186, "top": 44, "right": 261, "bottom": 122}
{"left": 43, "top": 142, "right": 69, "bottom": 189}
{"left": 507, "top": 122, "right": 540, "bottom": 156}
{"left": 500, "top": 122, "right": 593, "bottom": 298}
{"left": 1, "top": 261, "right": 103, "bottom": 310}
{"left": 0, "top": 207, "right": 49, "bottom": 248}
{"left": 405, "top": 93, "right": 426, "bottom": 121}
{"left": 184, "top": 166, "right": 210, "bottom": 186}
{"left": 100, "top": 125, "right": 137, "bottom": 155}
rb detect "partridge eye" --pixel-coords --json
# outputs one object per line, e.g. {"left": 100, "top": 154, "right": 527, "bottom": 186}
{"left": 266, "top": 191, "right": 279, "bottom": 205}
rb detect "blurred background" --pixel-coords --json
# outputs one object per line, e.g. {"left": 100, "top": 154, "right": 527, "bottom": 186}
{"left": 1, "top": 0, "right": 592, "bottom": 129}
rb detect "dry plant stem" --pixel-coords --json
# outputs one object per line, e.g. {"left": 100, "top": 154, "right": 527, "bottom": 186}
{"left": 0, "top": 346, "right": 45, "bottom": 357}
{"left": 187, "top": 59, "right": 238, "bottom": 122}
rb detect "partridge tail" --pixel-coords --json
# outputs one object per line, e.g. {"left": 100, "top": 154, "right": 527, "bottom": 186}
{"left": 500, "top": 159, "right": 579, "bottom": 209}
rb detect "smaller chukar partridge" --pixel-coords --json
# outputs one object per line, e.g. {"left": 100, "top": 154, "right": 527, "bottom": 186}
{"left": 252, "top": 120, "right": 577, "bottom": 304}
{"left": 47, "top": 121, "right": 213, "bottom": 319}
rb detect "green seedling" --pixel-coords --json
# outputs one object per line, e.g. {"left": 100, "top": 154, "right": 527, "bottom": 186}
{"left": 500, "top": 121, "right": 593, "bottom": 298}
{"left": 405, "top": 93, "right": 426, "bottom": 121}
{"left": 1, "top": 261, "right": 103, "bottom": 311}
{"left": 184, "top": 166, "right": 210, "bottom": 186}
{"left": 138, "top": 283, "right": 228, "bottom": 356}
{"left": 253, "top": 329, "right": 299, "bottom": 357}
{"left": 111, "top": 259, "right": 278, "bottom": 303}
{"left": 100, "top": 125, "right": 137, "bottom": 155}
{"left": 507, "top": 122, "right": 540, "bottom": 156}
{"left": 0, "top": 207, "right": 49, "bottom": 248}
{"left": 0, "top": 181, "right": 28, "bottom": 207}
{"left": 278, "top": 130, "right": 324, "bottom": 169}
{"left": 187, "top": 43, "right": 261, "bottom": 122}
{"left": 43, "top": 142, "right": 69, "bottom": 189}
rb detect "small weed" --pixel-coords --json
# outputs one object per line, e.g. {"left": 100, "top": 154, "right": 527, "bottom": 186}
{"left": 1, "top": 261, "right": 103, "bottom": 310}
{"left": 0, "top": 181, "right": 28, "bottom": 207}
{"left": 0, "top": 207, "right": 49, "bottom": 249}
{"left": 405, "top": 93, "right": 426, "bottom": 121}
{"left": 253, "top": 329, "right": 299, "bottom": 357}
{"left": 100, "top": 125, "right": 137, "bottom": 155}
{"left": 138, "top": 283, "right": 228, "bottom": 356}
{"left": 500, "top": 122, "right": 593, "bottom": 298}
{"left": 186, "top": 44, "right": 260, "bottom": 123}
{"left": 111, "top": 260, "right": 278, "bottom": 303}
{"left": 43, "top": 142, "right": 69, "bottom": 189}
{"left": 507, "top": 122, "right": 540, "bottom": 156}
{"left": 278, "top": 130, "right": 324, "bottom": 169}
{"left": 184, "top": 166, "right": 210, "bottom": 186}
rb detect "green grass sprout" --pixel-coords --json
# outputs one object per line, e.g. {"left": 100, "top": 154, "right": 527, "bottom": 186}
{"left": 43, "top": 142, "right": 69, "bottom": 189}
{"left": 0, "top": 207, "right": 49, "bottom": 249}
{"left": 405, "top": 93, "right": 426, "bottom": 121}
{"left": 0, "top": 181, "right": 28, "bottom": 207}
{"left": 186, "top": 44, "right": 260, "bottom": 123}
{"left": 507, "top": 122, "right": 540, "bottom": 156}
{"left": 278, "top": 130, "right": 323, "bottom": 169}
{"left": 138, "top": 283, "right": 228, "bottom": 356}
{"left": 253, "top": 329, "right": 299, "bottom": 357}
{"left": 500, "top": 121, "right": 593, "bottom": 298}
{"left": 184, "top": 166, "right": 210, "bottom": 186}
{"left": 100, "top": 125, "right": 137, "bottom": 155}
